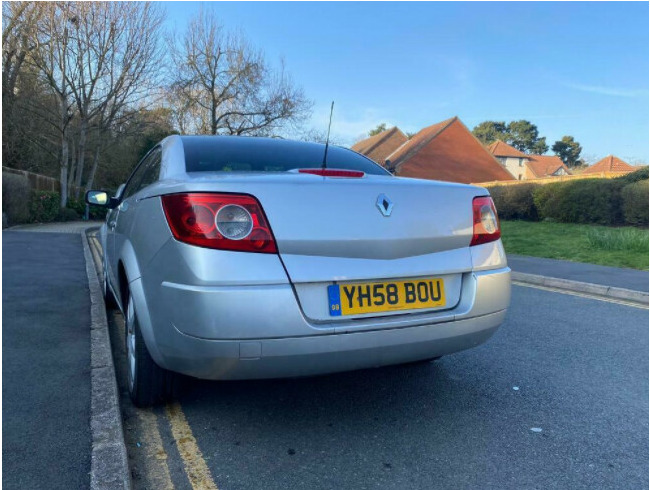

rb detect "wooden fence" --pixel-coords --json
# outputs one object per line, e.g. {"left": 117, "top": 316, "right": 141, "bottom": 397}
{"left": 2, "top": 166, "right": 83, "bottom": 197}
{"left": 473, "top": 171, "right": 634, "bottom": 188}
{"left": 2, "top": 166, "right": 60, "bottom": 192}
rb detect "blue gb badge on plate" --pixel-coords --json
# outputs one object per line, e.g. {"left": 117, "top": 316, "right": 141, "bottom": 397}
{"left": 327, "top": 284, "right": 342, "bottom": 316}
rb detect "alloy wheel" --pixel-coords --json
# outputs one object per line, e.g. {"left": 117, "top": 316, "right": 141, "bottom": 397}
{"left": 126, "top": 294, "right": 137, "bottom": 392}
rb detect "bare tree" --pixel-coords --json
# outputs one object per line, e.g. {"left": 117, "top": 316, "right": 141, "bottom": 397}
{"left": 168, "top": 9, "right": 310, "bottom": 137}
{"left": 2, "top": 2, "right": 44, "bottom": 99}
{"left": 61, "top": 2, "right": 165, "bottom": 196}
{"left": 29, "top": 2, "right": 80, "bottom": 208}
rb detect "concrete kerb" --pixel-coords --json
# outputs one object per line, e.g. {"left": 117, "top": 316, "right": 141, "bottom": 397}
{"left": 82, "top": 232, "right": 132, "bottom": 489}
{"left": 512, "top": 271, "right": 649, "bottom": 306}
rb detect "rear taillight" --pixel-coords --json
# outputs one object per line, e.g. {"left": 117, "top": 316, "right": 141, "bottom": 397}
{"left": 298, "top": 169, "right": 365, "bottom": 178}
{"left": 161, "top": 193, "right": 277, "bottom": 253}
{"left": 470, "top": 196, "right": 501, "bottom": 246}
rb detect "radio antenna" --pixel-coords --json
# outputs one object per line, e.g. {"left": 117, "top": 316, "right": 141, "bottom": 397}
{"left": 322, "top": 101, "right": 334, "bottom": 170}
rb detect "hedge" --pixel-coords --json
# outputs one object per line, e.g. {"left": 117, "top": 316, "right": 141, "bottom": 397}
{"left": 617, "top": 166, "right": 649, "bottom": 184}
{"left": 488, "top": 183, "right": 540, "bottom": 221}
{"left": 621, "top": 180, "right": 649, "bottom": 226}
{"left": 486, "top": 169, "right": 649, "bottom": 228}
{"left": 532, "top": 179, "right": 624, "bottom": 226}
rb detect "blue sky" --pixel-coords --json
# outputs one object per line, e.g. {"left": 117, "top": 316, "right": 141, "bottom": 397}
{"left": 165, "top": 2, "right": 649, "bottom": 164}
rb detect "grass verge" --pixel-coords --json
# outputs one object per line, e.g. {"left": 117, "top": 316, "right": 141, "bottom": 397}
{"left": 500, "top": 220, "right": 649, "bottom": 270}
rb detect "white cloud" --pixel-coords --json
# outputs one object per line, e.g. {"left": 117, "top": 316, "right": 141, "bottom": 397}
{"left": 565, "top": 82, "right": 648, "bottom": 98}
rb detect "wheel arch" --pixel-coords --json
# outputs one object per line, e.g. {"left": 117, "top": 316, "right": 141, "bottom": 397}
{"left": 117, "top": 241, "right": 167, "bottom": 368}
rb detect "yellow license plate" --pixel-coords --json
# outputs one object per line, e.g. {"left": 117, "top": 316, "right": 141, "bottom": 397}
{"left": 327, "top": 277, "right": 446, "bottom": 316}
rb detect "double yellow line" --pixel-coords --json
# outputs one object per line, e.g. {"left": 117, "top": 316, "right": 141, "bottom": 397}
{"left": 166, "top": 402, "right": 219, "bottom": 490}
{"left": 88, "top": 232, "right": 218, "bottom": 489}
{"left": 135, "top": 403, "right": 218, "bottom": 490}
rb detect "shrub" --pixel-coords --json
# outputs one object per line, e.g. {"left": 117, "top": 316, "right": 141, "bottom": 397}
{"left": 488, "top": 183, "right": 540, "bottom": 221}
{"left": 2, "top": 172, "right": 31, "bottom": 225}
{"left": 66, "top": 197, "right": 86, "bottom": 216}
{"left": 621, "top": 180, "right": 649, "bottom": 227}
{"left": 616, "top": 166, "right": 649, "bottom": 185}
{"left": 29, "top": 191, "right": 60, "bottom": 223}
{"left": 89, "top": 206, "right": 108, "bottom": 221}
{"left": 67, "top": 195, "right": 109, "bottom": 220}
{"left": 57, "top": 207, "right": 81, "bottom": 222}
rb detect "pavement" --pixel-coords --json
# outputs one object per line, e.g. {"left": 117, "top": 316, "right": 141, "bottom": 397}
{"left": 7, "top": 220, "right": 104, "bottom": 234}
{"left": 2, "top": 231, "right": 92, "bottom": 489}
{"left": 507, "top": 254, "right": 649, "bottom": 293}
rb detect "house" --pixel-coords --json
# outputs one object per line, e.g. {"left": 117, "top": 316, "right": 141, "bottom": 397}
{"left": 352, "top": 117, "right": 514, "bottom": 184}
{"left": 486, "top": 140, "right": 529, "bottom": 180}
{"left": 487, "top": 140, "right": 571, "bottom": 180}
{"left": 351, "top": 127, "right": 408, "bottom": 165}
{"left": 525, "top": 155, "right": 571, "bottom": 179}
{"left": 581, "top": 155, "right": 637, "bottom": 175}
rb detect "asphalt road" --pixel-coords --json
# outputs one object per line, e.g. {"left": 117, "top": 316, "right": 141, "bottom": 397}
{"left": 106, "top": 281, "right": 648, "bottom": 489}
{"left": 2, "top": 232, "right": 91, "bottom": 490}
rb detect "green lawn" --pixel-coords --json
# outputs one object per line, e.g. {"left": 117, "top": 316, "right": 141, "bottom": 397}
{"left": 500, "top": 220, "right": 649, "bottom": 270}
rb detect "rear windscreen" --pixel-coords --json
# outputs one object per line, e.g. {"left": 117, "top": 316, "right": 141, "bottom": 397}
{"left": 182, "top": 136, "right": 390, "bottom": 176}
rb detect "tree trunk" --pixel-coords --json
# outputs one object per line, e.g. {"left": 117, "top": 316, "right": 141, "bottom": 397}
{"left": 85, "top": 146, "right": 101, "bottom": 194}
{"left": 67, "top": 137, "right": 76, "bottom": 195}
{"left": 59, "top": 90, "right": 69, "bottom": 209}
{"left": 211, "top": 95, "right": 217, "bottom": 134}
{"left": 74, "top": 118, "right": 88, "bottom": 199}
{"left": 60, "top": 134, "right": 69, "bottom": 209}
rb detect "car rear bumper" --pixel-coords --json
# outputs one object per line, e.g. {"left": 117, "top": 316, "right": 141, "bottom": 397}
{"left": 135, "top": 266, "right": 510, "bottom": 380}
{"left": 159, "top": 309, "right": 505, "bottom": 380}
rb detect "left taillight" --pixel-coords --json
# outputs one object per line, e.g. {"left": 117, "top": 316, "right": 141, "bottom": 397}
{"left": 470, "top": 196, "right": 501, "bottom": 246}
{"left": 161, "top": 193, "right": 277, "bottom": 254}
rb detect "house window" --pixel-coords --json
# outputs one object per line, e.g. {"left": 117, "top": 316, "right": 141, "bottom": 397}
{"left": 519, "top": 158, "right": 524, "bottom": 167}
{"left": 518, "top": 174, "right": 522, "bottom": 180}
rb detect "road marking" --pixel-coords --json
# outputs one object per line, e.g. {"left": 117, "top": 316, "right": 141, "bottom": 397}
{"left": 137, "top": 409, "right": 175, "bottom": 490}
{"left": 165, "top": 402, "right": 218, "bottom": 490}
{"left": 88, "top": 235, "right": 103, "bottom": 272}
{"left": 513, "top": 281, "right": 649, "bottom": 310}
{"left": 87, "top": 230, "right": 216, "bottom": 489}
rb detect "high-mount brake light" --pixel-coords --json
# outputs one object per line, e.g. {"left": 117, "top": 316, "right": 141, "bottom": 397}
{"left": 161, "top": 193, "right": 277, "bottom": 253}
{"left": 470, "top": 196, "right": 501, "bottom": 246}
{"left": 298, "top": 169, "right": 365, "bottom": 178}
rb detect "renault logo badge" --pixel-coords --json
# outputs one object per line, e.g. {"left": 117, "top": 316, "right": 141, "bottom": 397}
{"left": 376, "top": 194, "right": 393, "bottom": 217}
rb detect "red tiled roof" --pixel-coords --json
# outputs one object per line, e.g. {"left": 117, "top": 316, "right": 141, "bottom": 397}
{"left": 386, "top": 117, "right": 514, "bottom": 184}
{"left": 351, "top": 127, "right": 408, "bottom": 164}
{"left": 582, "top": 155, "right": 636, "bottom": 174}
{"left": 486, "top": 140, "right": 528, "bottom": 158}
{"left": 385, "top": 117, "right": 457, "bottom": 167}
{"left": 525, "top": 154, "right": 571, "bottom": 178}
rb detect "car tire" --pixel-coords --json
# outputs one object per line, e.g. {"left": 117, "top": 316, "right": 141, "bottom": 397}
{"left": 102, "top": 260, "right": 118, "bottom": 310}
{"left": 125, "top": 289, "right": 176, "bottom": 407}
{"left": 406, "top": 356, "right": 442, "bottom": 366}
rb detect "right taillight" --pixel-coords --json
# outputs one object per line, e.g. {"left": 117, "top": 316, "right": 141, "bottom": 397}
{"left": 470, "top": 196, "right": 501, "bottom": 246}
{"left": 161, "top": 193, "right": 277, "bottom": 253}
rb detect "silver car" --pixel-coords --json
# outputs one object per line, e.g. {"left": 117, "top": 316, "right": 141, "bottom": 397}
{"left": 86, "top": 135, "right": 511, "bottom": 407}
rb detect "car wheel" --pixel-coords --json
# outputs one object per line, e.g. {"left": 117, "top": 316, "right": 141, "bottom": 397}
{"left": 125, "top": 290, "right": 176, "bottom": 407}
{"left": 102, "top": 260, "right": 118, "bottom": 309}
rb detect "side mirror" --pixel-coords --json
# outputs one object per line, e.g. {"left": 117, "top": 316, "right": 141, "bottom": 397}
{"left": 85, "top": 190, "right": 118, "bottom": 209}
